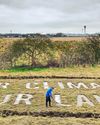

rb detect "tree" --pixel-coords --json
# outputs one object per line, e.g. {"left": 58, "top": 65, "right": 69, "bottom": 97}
{"left": 76, "top": 41, "right": 95, "bottom": 66}
{"left": 11, "top": 37, "right": 54, "bottom": 67}
{"left": 55, "top": 41, "right": 78, "bottom": 67}
{"left": 87, "top": 34, "right": 100, "bottom": 64}
{"left": 0, "top": 40, "right": 14, "bottom": 69}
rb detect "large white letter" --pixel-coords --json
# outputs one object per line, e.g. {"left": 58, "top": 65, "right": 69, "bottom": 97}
{"left": 26, "top": 83, "right": 31, "bottom": 89}
{"left": 94, "top": 95, "right": 100, "bottom": 103}
{"left": 33, "top": 82, "right": 39, "bottom": 89}
{"left": 0, "top": 95, "right": 12, "bottom": 104}
{"left": 54, "top": 94, "right": 71, "bottom": 107}
{"left": 55, "top": 94, "right": 61, "bottom": 104}
{"left": 14, "top": 94, "right": 33, "bottom": 105}
{"left": 43, "top": 81, "right": 49, "bottom": 89}
{"left": 58, "top": 82, "right": 64, "bottom": 89}
{"left": 77, "top": 95, "right": 94, "bottom": 107}
{"left": 67, "top": 82, "right": 88, "bottom": 89}
{"left": 90, "top": 83, "right": 100, "bottom": 89}
{"left": 26, "top": 82, "right": 39, "bottom": 89}
{"left": 0, "top": 83, "right": 9, "bottom": 89}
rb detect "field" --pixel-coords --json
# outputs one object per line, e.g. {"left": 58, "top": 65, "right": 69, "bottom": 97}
{"left": 0, "top": 116, "right": 100, "bottom": 125}
{"left": 0, "top": 66, "right": 100, "bottom": 77}
{"left": 0, "top": 36, "right": 86, "bottom": 43}
{"left": 0, "top": 76, "right": 100, "bottom": 124}
{"left": 0, "top": 77, "right": 100, "bottom": 111}
{"left": 51, "top": 36, "right": 86, "bottom": 41}
{"left": 0, "top": 37, "right": 100, "bottom": 124}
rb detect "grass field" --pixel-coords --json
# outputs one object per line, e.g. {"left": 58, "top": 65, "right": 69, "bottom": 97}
{"left": 0, "top": 78, "right": 100, "bottom": 124}
{"left": 0, "top": 66, "right": 100, "bottom": 113}
{"left": 0, "top": 116, "right": 100, "bottom": 125}
{"left": 0, "top": 36, "right": 100, "bottom": 125}
{"left": 51, "top": 36, "right": 86, "bottom": 41}
{"left": 0, "top": 36, "right": 86, "bottom": 42}
{"left": 0, "top": 78, "right": 100, "bottom": 112}
{"left": 0, "top": 66, "right": 100, "bottom": 77}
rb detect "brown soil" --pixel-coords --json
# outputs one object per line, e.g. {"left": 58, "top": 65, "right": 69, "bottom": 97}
{"left": 0, "top": 76, "right": 100, "bottom": 79}
{"left": 0, "top": 110, "right": 100, "bottom": 118}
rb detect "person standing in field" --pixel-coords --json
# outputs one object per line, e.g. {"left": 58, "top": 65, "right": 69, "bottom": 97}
{"left": 46, "top": 87, "right": 54, "bottom": 107}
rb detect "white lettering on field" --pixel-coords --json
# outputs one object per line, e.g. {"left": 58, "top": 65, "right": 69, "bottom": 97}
{"left": 90, "top": 83, "right": 100, "bottom": 89}
{"left": 26, "top": 82, "right": 39, "bottom": 89}
{"left": 26, "top": 83, "right": 31, "bottom": 89}
{"left": 67, "top": 82, "right": 88, "bottom": 89}
{"left": 58, "top": 82, "right": 64, "bottom": 89}
{"left": 0, "top": 94, "right": 12, "bottom": 104}
{"left": 43, "top": 81, "right": 49, "bottom": 89}
{"left": 54, "top": 94, "right": 71, "bottom": 107}
{"left": 14, "top": 94, "right": 33, "bottom": 105}
{"left": 55, "top": 94, "right": 61, "bottom": 104}
{"left": 33, "top": 82, "right": 39, "bottom": 89}
{"left": 77, "top": 95, "right": 94, "bottom": 107}
{"left": 94, "top": 95, "right": 100, "bottom": 103}
{"left": 0, "top": 83, "right": 9, "bottom": 89}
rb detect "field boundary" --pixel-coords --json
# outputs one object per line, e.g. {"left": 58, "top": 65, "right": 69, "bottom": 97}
{"left": 0, "top": 110, "right": 100, "bottom": 118}
{"left": 0, "top": 76, "right": 100, "bottom": 79}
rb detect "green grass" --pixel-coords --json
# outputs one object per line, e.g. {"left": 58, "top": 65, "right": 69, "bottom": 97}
{"left": 5, "top": 67, "right": 48, "bottom": 72}
{"left": 0, "top": 66, "right": 100, "bottom": 77}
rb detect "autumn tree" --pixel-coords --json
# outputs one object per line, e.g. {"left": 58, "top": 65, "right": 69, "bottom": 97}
{"left": 11, "top": 37, "right": 54, "bottom": 67}
{"left": 87, "top": 34, "right": 100, "bottom": 64}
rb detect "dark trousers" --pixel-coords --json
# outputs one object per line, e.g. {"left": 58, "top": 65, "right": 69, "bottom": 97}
{"left": 46, "top": 96, "right": 51, "bottom": 107}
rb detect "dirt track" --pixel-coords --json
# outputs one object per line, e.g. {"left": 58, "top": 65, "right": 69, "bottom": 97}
{"left": 0, "top": 76, "right": 100, "bottom": 79}
{"left": 0, "top": 110, "right": 100, "bottom": 118}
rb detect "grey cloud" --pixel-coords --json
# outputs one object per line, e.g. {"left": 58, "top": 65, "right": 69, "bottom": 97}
{"left": 0, "top": 0, "right": 100, "bottom": 33}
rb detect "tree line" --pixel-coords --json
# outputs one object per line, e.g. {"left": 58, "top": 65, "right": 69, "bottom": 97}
{"left": 0, "top": 35, "right": 100, "bottom": 69}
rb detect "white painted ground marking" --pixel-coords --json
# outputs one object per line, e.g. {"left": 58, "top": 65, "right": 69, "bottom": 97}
{"left": 90, "top": 83, "right": 100, "bottom": 89}
{"left": 33, "top": 82, "right": 39, "bottom": 89}
{"left": 67, "top": 82, "right": 88, "bottom": 89}
{"left": 0, "top": 94, "right": 12, "bottom": 104}
{"left": 54, "top": 94, "right": 71, "bottom": 107}
{"left": 58, "top": 81, "right": 64, "bottom": 89}
{"left": 26, "top": 83, "right": 31, "bottom": 89}
{"left": 43, "top": 81, "right": 49, "bottom": 89}
{"left": 0, "top": 83, "right": 9, "bottom": 89}
{"left": 14, "top": 94, "right": 33, "bottom": 105}
{"left": 77, "top": 95, "right": 94, "bottom": 107}
{"left": 94, "top": 95, "right": 100, "bottom": 103}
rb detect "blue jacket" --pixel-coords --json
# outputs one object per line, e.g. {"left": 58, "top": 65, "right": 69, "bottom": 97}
{"left": 46, "top": 88, "right": 53, "bottom": 97}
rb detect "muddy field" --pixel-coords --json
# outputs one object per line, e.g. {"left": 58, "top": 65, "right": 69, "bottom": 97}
{"left": 1, "top": 110, "right": 100, "bottom": 118}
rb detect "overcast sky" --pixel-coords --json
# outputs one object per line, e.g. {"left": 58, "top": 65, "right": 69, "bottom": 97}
{"left": 0, "top": 0, "right": 100, "bottom": 33}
